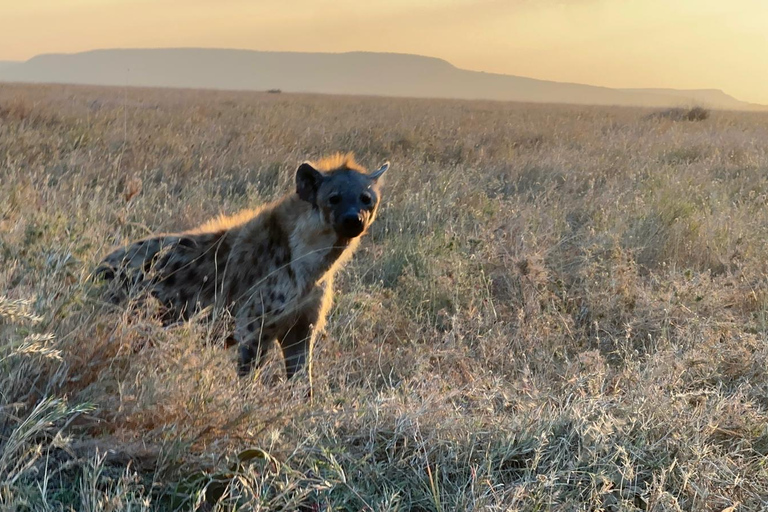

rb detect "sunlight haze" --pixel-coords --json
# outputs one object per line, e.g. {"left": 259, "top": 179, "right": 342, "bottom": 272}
{"left": 2, "top": 0, "right": 766, "bottom": 104}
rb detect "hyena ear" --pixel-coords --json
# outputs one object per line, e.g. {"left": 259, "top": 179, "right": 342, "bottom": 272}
{"left": 296, "top": 162, "right": 324, "bottom": 204}
{"left": 369, "top": 161, "right": 390, "bottom": 181}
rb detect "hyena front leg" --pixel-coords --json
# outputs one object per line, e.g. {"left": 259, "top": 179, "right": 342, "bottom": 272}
{"left": 279, "top": 316, "right": 316, "bottom": 399}
{"left": 279, "top": 282, "right": 331, "bottom": 400}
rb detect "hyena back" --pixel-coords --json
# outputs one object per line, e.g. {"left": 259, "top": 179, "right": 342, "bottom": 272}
{"left": 97, "top": 153, "right": 389, "bottom": 398}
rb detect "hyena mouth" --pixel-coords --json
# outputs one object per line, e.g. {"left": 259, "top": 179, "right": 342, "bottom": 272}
{"left": 335, "top": 213, "right": 365, "bottom": 238}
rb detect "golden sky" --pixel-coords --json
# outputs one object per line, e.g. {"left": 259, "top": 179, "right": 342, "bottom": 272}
{"left": 2, "top": 0, "right": 767, "bottom": 104}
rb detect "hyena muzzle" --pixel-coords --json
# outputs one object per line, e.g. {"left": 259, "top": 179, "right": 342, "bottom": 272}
{"left": 96, "top": 153, "right": 389, "bottom": 399}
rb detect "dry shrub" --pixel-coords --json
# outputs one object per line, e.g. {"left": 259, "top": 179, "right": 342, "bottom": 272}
{"left": 0, "top": 96, "right": 32, "bottom": 122}
{"left": 649, "top": 105, "right": 710, "bottom": 122}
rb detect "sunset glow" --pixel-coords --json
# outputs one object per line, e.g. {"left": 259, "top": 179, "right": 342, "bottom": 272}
{"left": 2, "top": 0, "right": 766, "bottom": 104}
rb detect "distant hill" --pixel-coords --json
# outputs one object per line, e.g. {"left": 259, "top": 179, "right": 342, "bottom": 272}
{"left": 0, "top": 48, "right": 760, "bottom": 110}
{"left": 0, "top": 61, "right": 18, "bottom": 71}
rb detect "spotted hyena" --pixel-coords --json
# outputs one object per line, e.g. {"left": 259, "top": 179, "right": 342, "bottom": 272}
{"left": 97, "top": 153, "right": 389, "bottom": 398}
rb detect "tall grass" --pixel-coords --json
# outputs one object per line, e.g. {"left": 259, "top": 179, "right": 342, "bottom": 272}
{"left": 2, "top": 82, "right": 768, "bottom": 510}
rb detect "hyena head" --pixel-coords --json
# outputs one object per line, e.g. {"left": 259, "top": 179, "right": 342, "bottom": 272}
{"left": 296, "top": 157, "right": 389, "bottom": 239}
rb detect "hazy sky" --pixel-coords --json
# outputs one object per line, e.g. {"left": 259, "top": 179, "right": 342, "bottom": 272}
{"left": 2, "top": 0, "right": 767, "bottom": 104}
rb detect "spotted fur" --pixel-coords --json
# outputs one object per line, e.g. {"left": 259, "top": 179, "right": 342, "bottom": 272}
{"left": 97, "top": 153, "right": 389, "bottom": 398}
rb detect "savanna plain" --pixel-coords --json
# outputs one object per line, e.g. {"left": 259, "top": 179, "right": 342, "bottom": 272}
{"left": 2, "top": 83, "right": 768, "bottom": 511}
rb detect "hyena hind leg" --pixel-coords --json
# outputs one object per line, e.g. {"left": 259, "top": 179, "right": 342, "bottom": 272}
{"left": 237, "top": 337, "right": 277, "bottom": 377}
{"left": 235, "top": 316, "right": 278, "bottom": 377}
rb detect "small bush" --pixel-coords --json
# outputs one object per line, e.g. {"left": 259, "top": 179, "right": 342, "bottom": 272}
{"left": 649, "top": 105, "right": 710, "bottom": 122}
{"left": 685, "top": 106, "right": 710, "bottom": 121}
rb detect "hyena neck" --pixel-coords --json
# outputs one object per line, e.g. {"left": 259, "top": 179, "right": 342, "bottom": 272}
{"left": 283, "top": 196, "right": 360, "bottom": 290}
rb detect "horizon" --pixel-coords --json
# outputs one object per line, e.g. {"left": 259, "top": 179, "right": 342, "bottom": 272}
{"left": 0, "top": 46, "right": 759, "bottom": 108}
{"left": 1, "top": 0, "right": 766, "bottom": 105}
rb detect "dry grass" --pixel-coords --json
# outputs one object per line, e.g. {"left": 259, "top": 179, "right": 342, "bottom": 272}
{"left": 2, "top": 82, "right": 768, "bottom": 510}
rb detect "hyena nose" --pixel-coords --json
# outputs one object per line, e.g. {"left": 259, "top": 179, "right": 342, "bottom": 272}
{"left": 338, "top": 212, "right": 364, "bottom": 238}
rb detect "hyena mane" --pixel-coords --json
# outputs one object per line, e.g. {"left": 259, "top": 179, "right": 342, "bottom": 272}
{"left": 96, "top": 153, "right": 390, "bottom": 398}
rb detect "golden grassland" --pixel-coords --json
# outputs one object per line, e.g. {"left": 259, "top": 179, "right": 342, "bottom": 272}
{"left": 2, "top": 83, "right": 768, "bottom": 510}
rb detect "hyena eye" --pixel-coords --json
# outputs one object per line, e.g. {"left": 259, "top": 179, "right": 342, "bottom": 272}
{"left": 360, "top": 193, "right": 372, "bottom": 205}
{"left": 328, "top": 194, "right": 341, "bottom": 205}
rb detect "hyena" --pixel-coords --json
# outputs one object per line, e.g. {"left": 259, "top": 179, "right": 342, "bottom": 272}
{"left": 97, "top": 153, "right": 389, "bottom": 398}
